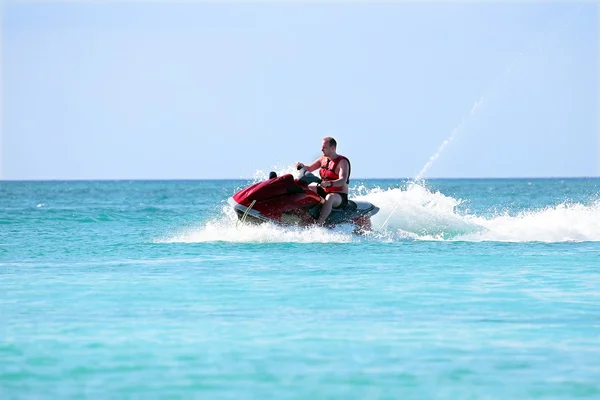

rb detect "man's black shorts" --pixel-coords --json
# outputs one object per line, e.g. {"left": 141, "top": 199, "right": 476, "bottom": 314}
{"left": 317, "top": 186, "right": 348, "bottom": 210}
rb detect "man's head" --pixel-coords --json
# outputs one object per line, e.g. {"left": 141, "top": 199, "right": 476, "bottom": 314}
{"left": 321, "top": 137, "right": 337, "bottom": 157}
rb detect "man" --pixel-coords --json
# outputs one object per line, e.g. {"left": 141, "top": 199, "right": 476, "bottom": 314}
{"left": 295, "top": 137, "right": 351, "bottom": 225}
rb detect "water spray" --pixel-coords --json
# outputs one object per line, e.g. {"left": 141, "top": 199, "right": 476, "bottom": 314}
{"left": 379, "top": 6, "right": 585, "bottom": 231}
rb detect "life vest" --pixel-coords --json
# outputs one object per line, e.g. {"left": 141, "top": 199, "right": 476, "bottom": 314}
{"left": 319, "top": 155, "right": 351, "bottom": 193}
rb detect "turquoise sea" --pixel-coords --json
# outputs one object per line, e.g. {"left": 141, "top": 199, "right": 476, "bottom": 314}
{"left": 2, "top": 177, "right": 600, "bottom": 399}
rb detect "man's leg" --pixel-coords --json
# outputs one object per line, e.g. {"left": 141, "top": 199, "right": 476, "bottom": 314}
{"left": 317, "top": 193, "right": 341, "bottom": 225}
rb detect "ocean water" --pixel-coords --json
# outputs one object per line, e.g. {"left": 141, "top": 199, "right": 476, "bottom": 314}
{"left": 2, "top": 176, "right": 600, "bottom": 399}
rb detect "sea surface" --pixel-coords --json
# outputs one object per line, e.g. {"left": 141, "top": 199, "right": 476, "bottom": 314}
{"left": 2, "top": 175, "right": 600, "bottom": 399}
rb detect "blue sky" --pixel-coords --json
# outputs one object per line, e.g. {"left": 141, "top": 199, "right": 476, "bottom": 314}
{"left": 2, "top": 2, "right": 598, "bottom": 180}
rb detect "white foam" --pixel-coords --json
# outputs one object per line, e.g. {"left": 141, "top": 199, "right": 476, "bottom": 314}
{"left": 357, "top": 183, "right": 482, "bottom": 240}
{"left": 160, "top": 205, "right": 354, "bottom": 244}
{"left": 358, "top": 183, "right": 600, "bottom": 242}
{"left": 462, "top": 203, "right": 600, "bottom": 242}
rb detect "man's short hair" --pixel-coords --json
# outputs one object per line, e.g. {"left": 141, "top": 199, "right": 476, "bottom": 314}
{"left": 323, "top": 137, "right": 337, "bottom": 148}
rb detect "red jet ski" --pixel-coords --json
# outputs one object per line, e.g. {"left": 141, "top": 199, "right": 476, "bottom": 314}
{"left": 228, "top": 168, "right": 379, "bottom": 231}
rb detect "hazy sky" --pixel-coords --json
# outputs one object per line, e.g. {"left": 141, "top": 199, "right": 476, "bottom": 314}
{"left": 2, "top": 2, "right": 598, "bottom": 180}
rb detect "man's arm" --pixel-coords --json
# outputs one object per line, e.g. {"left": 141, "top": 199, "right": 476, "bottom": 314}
{"left": 296, "top": 157, "right": 322, "bottom": 173}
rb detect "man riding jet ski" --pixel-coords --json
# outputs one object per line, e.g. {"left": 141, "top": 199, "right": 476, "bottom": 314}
{"left": 228, "top": 137, "right": 379, "bottom": 232}
{"left": 295, "top": 136, "right": 351, "bottom": 225}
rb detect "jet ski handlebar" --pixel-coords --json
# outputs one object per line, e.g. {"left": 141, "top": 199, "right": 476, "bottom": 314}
{"left": 296, "top": 167, "right": 322, "bottom": 185}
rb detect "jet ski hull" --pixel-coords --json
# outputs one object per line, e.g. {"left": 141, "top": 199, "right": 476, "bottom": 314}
{"left": 228, "top": 172, "right": 379, "bottom": 231}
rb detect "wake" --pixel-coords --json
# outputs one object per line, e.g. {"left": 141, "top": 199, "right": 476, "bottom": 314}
{"left": 360, "top": 183, "right": 600, "bottom": 242}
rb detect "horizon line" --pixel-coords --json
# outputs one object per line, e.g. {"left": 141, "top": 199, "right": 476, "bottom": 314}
{"left": 2, "top": 176, "right": 599, "bottom": 182}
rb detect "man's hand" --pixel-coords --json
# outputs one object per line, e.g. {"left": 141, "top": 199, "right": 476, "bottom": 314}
{"left": 295, "top": 162, "right": 306, "bottom": 170}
